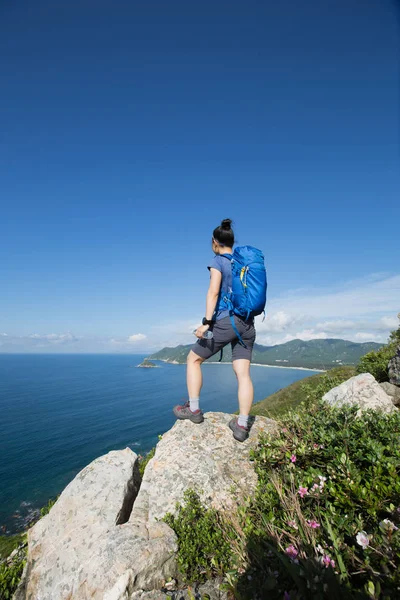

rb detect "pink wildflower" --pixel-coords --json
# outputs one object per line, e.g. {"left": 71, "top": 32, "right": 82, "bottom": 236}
{"left": 282, "top": 428, "right": 288, "bottom": 433}
{"left": 298, "top": 486, "right": 308, "bottom": 498}
{"left": 290, "top": 454, "right": 297, "bottom": 463}
{"left": 287, "top": 519, "right": 298, "bottom": 529}
{"left": 307, "top": 519, "right": 320, "bottom": 529}
{"left": 313, "top": 443, "right": 319, "bottom": 450}
{"left": 322, "top": 554, "right": 335, "bottom": 568}
{"left": 285, "top": 545, "right": 298, "bottom": 560}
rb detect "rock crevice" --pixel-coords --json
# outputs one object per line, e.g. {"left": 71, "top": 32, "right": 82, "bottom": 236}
{"left": 115, "top": 458, "right": 142, "bottom": 525}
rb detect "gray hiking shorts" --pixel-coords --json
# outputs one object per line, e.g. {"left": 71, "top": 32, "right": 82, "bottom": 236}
{"left": 192, "top": 315, "right": 256, "bottom": 362}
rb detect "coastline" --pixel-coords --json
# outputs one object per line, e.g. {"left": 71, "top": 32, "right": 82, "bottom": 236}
{"left": 152, "top": 358, "right": 325, "bottom": 372}
{"left": 251, "top": 363, "right": 325, "bottom": 372}
{"left": 207, "top": 361, "right": 325, "bottom": 372}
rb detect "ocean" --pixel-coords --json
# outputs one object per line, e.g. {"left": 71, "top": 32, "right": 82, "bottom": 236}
{"left": 0, "top": 353, "right": 318, "bottom": 535}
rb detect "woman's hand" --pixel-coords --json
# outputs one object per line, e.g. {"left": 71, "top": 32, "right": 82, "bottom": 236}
{"left": 195, "top": 324, "right": 209, "bottom": 339}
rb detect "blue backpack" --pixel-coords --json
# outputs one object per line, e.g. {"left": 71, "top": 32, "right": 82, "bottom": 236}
{"left": 221, "top": 246, "right": 267, "bottom": 347}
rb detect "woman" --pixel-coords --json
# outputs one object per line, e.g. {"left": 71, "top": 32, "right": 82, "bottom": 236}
{"left": 173, "top": 219, "right": 256, "bottom": 442}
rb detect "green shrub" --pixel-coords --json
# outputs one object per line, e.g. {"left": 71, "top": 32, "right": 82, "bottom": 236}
{"left": 357, "top": 327, "right": 399, "bottom": 382}
{"left": 0, "top": 492, "right": 62, "bottom": 598}
{"left": 138, "top": 436, "right": 163, "bottom": 478}
{"left": 0, "top": 535, "right": 25, "bottom": 560}
{"left": 0, "top": 544, "right": 27, "bottom": 599}
{"left": 162, "top": 489, "right": 233, "bottom": 584}
{"left": 356, "top": 346, "right": 396, "bottom": 382}
{"left": 233, "top": 401, "right": 400, "bottom": 599}
{"left": 40, "top": 494, "right": 60, "bottom": 517}
{"left": 138, "top": 447, "right": 156, "bottom": 477}
{"left": 0, "top": 558, "right": 26, "bottom": 599}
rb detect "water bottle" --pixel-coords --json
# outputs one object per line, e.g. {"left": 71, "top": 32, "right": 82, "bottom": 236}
{"left": 193, "top": 329, "right": 214, "bottom": 339}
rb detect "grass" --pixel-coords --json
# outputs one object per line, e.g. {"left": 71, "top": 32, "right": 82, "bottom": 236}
{"left": 0, "top": 534, "right": 26, "bottom": 560}
{"left": 248, "top": 366, "right": 357, "bottom": 418}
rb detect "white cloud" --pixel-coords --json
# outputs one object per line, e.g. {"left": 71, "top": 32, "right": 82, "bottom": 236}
{"left": 262, "top": 311, "right": 300, "bottom": 332}
{"left": 127, "top": 334, "right": 147, "bottom": 343}
{"left": 379, "top": 316, "right": 399, "bottom": 330}
{"left": 315, "top": 316, "right": 399, "bottom": 334}
{"left": 256, "top": 333, "right": 297, "bottom": 346}
{"left": 27, "top": 332, "right": 78, "bottom": 344}
{"left": 315, "top": 320, "right": 356, "bottom": 332}
{"left": 294, "top": 329, "right": 329, "bottom": 341}
{"left": 267, "top": 274, "right": 400, "bottom": 319}
{"left": 0, "top": 332, "right": 82, "bottom": 352}
{"left": 252, "top": 274, "right": 399, "bottom": 346}
{"left": 353, "top": 332, "right": 386, "bottom": 342}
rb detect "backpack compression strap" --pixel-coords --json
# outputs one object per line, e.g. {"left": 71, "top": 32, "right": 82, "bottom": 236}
{"left": 220, "top": 253, "right": 247, "bottom": 348}
{"left": 222, "top": 295, "right": 247, "bottom": 348}
{"left": 229, "top": 310, "right": 247, "bottom": 348}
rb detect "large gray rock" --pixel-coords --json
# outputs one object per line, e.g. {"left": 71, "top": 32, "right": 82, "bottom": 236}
{"left": 388, "top": 345, "right": 400, "bottom": 386}
{"left": 130, "top": 412, "right": 277, "bottom": 524}
{"left": 322, "top": 373, "right": 396, "bottom": 414}
{"left": 15, "top": 413, "right": 276, "bottom": 600}
{"left": 15, "top": 448, "right": 177, "bottom": 600}
{"left": 380, "top": 382, "right": 400, "bottom": 406}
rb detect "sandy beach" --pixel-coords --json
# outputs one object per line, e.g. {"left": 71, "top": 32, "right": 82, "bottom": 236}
{"left": 155, "top": 358, "right": 325, "bottom": 372}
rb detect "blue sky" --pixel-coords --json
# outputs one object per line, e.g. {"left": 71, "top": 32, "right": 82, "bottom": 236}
{"left": 1, "top": 0, "right": 399, "bottom": 353}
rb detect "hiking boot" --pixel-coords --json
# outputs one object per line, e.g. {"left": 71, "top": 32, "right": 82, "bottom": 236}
{"left": 173, "top": 401, "right": 204, "bottom": 424}
{"left": 229, "top": 417, "right": 249, "bottom": 442}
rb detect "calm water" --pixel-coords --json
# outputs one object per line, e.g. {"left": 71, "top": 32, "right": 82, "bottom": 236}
{"left": 0, "top": 354, "right": 317, "bottom": 534}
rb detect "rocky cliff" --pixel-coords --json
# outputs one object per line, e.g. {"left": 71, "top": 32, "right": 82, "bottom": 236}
{"left": 14, "top": 413, "right": 276, "bottom": 600}
{"left": 12, "top": 370, "right": 400, "bottom": 600}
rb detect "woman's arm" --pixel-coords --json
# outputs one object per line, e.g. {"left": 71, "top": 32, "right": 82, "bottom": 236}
{"left": 195, "top": 268, "right": 222, "bottom": 338}
{"left": 205, "top": 268, "right": 222, "bottom": 320}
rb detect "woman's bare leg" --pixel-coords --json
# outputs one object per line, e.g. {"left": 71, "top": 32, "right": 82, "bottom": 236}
{"left": 187, "top": 350, "right": 205, "bottom": 399}
{"left": 232, "top": 359, "right": 254, "bottom": 415}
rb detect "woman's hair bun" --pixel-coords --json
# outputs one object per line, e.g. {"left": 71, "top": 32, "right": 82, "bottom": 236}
{"left": 221, "top": 218, "right": 232, "bottom": 230}
{"left": 213, "top": 218, "right": 234, "bottom": 247}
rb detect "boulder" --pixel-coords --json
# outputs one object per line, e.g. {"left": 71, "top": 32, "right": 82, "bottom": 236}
{"left": 380, "top": 382, "right": 400, "bottom": 406}
{"left": 322, "top": 373, "right": 396, "bottom": 414}
{"left": 15, "top": 413, "right": 276, "bottom": 600}
{"left": 130, "top": 412, "right": 277, "bottom": 524}
{"left": 15, "top": 448, "right": 177, "bottom": 600}
{"left": 388, "top": 345, "right": 400, "bottom": 386}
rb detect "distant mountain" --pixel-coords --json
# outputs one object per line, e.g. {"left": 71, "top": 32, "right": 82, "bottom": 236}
{"left": 148, "top": 338, "right": 382, "bottom": 370}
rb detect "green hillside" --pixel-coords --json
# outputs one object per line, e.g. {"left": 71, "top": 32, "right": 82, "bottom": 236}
{"left": 149, "top": 338, "right": 381, "bottom": 370}
{"left": 148, "top": 344, "right": 192, "bottom": 363}
{"left": 248, "top": 365, "right": 357, "bottom": 418}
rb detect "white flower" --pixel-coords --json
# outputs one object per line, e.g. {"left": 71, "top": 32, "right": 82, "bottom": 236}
{"left": 379, "top": 519, "right": 398, "bottom": 533}
{"left": 356, "top": 531, "right": 370, "bottom": 549}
